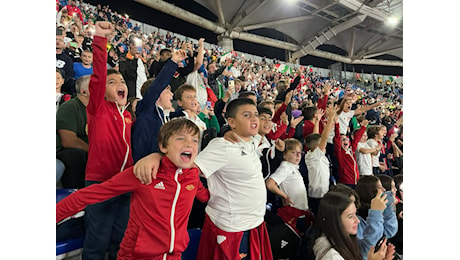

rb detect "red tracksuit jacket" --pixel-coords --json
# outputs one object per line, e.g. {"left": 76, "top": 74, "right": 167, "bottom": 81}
{"left": 85, "top": 35, "right": 133, "bottom": 182}
{"left": 334, "top": 123, "right": 365, "bottom": 185}
{"left": 56, "top": 156, "right": 210, "bottom": 259}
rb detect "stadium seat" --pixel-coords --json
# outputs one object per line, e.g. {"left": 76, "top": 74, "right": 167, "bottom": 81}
{"left": 56, "top": 189, "right": 85, "bottom": 257}
{"left": 182, "top": 228, "right": 202, "bottom": 260}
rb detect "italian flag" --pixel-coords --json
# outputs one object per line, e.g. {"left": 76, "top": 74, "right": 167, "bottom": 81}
{"left": 220, "top": 51, "right": 237, "bottom": 61}
{"left": 275, "top": 64, "right": 293, "bottom": 74}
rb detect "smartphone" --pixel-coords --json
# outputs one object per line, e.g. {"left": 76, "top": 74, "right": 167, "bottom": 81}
{"left": 206, "top": 101, "right": 212, "bottom": 109}
{"left": 374, "top": 234, "right": 386, "bottom": 252}
{"left": 228, "top": 80, "right": 235, "bottom": 92}
{"left": 381, "top": 190, "right": 394, "bottom": 205}
{"left": 56, "top": 28, "right": 63, "bottom": 36}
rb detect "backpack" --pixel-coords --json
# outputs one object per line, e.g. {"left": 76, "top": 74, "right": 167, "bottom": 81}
{"left": 265, "top": 210, "right": 301, "bottom": 259}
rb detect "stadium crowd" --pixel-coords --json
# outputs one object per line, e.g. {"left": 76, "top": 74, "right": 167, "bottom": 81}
{"left": 56, "top": 1, "right": 403, "bottom": 259}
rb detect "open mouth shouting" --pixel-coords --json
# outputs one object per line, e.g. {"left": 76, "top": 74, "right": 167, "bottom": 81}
{"left": 180, "top": 151, "right": 193, "bottom": 163}
{"left": 117, "top": 89, "right": 126, "bottom": 98}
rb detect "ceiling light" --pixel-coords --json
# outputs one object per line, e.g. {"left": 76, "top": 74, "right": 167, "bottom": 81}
{"left": 386, "top": 16, "right": 399, "bottom": 26}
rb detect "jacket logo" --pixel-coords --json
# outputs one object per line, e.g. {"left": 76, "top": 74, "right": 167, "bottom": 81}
{"left": 185, "top": 184, "right": 195, "bottom": 191}
{"left": 154, "top": 181, "right": 165, "bottom": 190}
{"left": 217, "top": 235, "right": 226, "bottom": 244}
{"left": 281, "top": 240, "right": 288, "bottom": 248}
{"left": 124, "top": 117, "right": 132, "bottom": 124}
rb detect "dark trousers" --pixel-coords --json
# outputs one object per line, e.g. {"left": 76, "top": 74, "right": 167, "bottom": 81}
{"left": 326, "top": 143, "right": 339, "bottom": 184}
{"left": 308, "top": 197, "right": 321, "bottom": 217}
{"left": 82, "top": 181, "right": 130, "bottom": 260}
{"left": 56, "top": 148, "right": 88, "bottom": 189}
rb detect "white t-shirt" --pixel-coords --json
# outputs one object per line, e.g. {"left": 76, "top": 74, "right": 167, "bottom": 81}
{"left": 182, "top": 111, "right": 207, "bottom": 151}
{"left": 269, "top": 161, "right": 308, "bottom": 210}
{"left": 367, "top": 139, "right": 381, "bottom": 167}
{"left": 305, "top": 147, "right": 330, "bottom": 198}
{"left": 194, "top": 137, "right": 266, "bottom": 232}
{"left": 356, "top": 142, "right": 373, "bottom": 175}
{"left": 135, "top": 58, "right": 147, "bottom": 99}
{"left": 338, "top": 110, "right": 355, "bottom": 135}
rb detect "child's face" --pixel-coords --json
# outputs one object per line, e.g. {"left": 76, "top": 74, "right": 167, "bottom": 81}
{"left": 160, "top": 131, "right": 199, "bottom": 169}
{"left": 157, "top": 86, "right": 173, "bottom": 110}
{"left": 341, "top": 135, "right": 350, "bottom": 150}
{"left": 359, "top": 131, "right": 368, "bottom": 142}
{"left": 227, "top": 104, "right": 259, "bottom": 141}
{"left": 377, "top": 127, "right": 387, "bottom": 140}
{"left": 81, "top": 51, "right": 93, "bottom": 66}
{"left": 105, "top": 73, "right": 128, "bottom": 106}
{"left": 343, "top": 99, "right": 353, "bottom": 112}
{"left": 341, "top": 202, "right": 360, "bottom": 235}
{"left": 258, "top": 113, "right": 272, "bottom": 135}
{"left": 56, "top": 71, "right": 64, "bottom": 92}
{"left": 284, "top": 146, "right": 302, "bottom": 165}
{"left": 177, "top": 90, "right": 198, "bottom": 111}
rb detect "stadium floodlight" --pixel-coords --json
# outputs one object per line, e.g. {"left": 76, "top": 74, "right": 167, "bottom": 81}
{"left": 386, "top": 16, "right": 400, "bottom": 26}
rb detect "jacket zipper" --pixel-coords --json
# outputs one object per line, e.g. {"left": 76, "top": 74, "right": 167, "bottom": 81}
{"left": 169, "top": 168, "right": 182, "bottom": 253}
{"left": 116, "top": 102, "right": 130, "bottom": 172}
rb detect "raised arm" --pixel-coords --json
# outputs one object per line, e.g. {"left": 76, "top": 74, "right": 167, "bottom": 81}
{"left": 193, "top": 38, "right": 205, "bottom": 72}
{"left": 354, "top": 100, "right": 385, "bottom": 116}
{"left": 135, "top": 50, "right": 187, "bottom": 114}
{"left": 352, "top": 119, "right": 368, "bottom": 151}
{"left": 86, "top": 21, "right": 113, "bottom": 116}
{"left": 319, "top": 107, "right": 337, "bottom": 152}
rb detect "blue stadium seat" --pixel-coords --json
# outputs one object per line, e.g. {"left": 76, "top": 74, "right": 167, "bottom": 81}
{"left": 56, "top": 237, "right": 84, "bottom": 256}
{"left": 182, "top": 228, "right": 202, "bottom": 260}
{"left": 56, "top": 189, "right": 85, "bottom": 257}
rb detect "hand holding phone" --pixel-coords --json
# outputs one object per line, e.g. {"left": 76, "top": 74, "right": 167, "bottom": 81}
{"left": 228, "top": 79, "right": 235, "bottom": 93}
{"left": 374, "top": 235, "right": 386, "bottom": 253}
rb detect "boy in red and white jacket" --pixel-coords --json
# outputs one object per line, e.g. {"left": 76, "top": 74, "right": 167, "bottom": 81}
{"left": 57, "top": 118, "right": 210, "bottom": 260}
{"left": 81, "top": 21, "right": 135, "bottom": 259}
{"left": 333, "top": 118, "right": 369, "bottom": 188}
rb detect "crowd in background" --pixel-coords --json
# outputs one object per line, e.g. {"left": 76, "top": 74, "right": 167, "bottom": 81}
{"left": 56, "top": 1, "right": 403, "bottom": 259}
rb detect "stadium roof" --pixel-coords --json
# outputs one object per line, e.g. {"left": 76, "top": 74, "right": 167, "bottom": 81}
{"left": 135, "top": 0, "right": 402, "bottom": 67}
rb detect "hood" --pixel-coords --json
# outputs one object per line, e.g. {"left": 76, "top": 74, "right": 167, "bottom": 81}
{"left": 313, "top": 235, "right": 344, "bottom": 260}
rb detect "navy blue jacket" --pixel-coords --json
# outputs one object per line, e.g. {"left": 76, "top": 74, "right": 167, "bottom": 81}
{"left": 131, "top": 60, "right": 178, "bottom": 162}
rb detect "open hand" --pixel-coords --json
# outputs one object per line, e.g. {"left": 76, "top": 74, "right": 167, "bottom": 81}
{"left": 171, "top": 49, "right": 188, "bottom": 63}
{"left": 370, "top": 189, "right": 388, "bottom": 211}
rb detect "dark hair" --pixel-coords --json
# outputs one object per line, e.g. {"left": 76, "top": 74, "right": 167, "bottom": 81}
{"left": 355, "top": 176, "right": 380, "bottom": 219}
{"left": 393, "top": 174, "right": 403, "bottom": 200}
{"left": 107, "top": 69, "right": 122, "bottom": 77}
{"left": 257, "top": 106, "right": 273, "bottom": 117}
{"left": 158, "top": 118, "right": 200, "bottom": 150}
{"left": 366, "top": 125, "right": 384, "bottom": 139}
{"left": 159, "top": 48, "right": 171, "bottom": 56}
{"left": 140, "top": 78, "right": 155, "bottom": 97}
{"left": 302, "top": 106, "right": 318, "bottom": 120}
{"left": 225, "top": 98, "right": 256, "bottom": 119}
{"left": 174, "top": 84, "right": 196, "bottom": 101}
{"left": 315, "top": 192, "right": 362, "bottom": 260}
{"left": 329, "top": 183, "right": 361, "bottom": 210}
{"left": 377, "top": 174, "right": 394, "bottom": 192}
{"left": 259, "top": 100, "right": 274, "bottom": 109}
{"left": 304, "top": 133, "right": 321, "bottom": 151}
{"left": 238, "top": 91, "right": 256, "bottom": 99}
